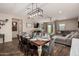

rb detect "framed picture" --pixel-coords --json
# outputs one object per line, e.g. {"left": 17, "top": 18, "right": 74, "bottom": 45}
{"left": 12, "top": 22, "right": 17, "bottom": 31}
{"left": 26, "top": 23, "right": 32, "bottom": 28}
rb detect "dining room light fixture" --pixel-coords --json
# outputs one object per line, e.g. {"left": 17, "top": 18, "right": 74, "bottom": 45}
{"left": 27, "top": 3, "right": 43, "bottom": 18}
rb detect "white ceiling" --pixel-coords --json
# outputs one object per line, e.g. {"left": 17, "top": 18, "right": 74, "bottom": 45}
{"left": 42, "top": 3, "right": 79, "bottom": 19}
{"left": 0, "top": 3, "right": 79, "bottom": 20}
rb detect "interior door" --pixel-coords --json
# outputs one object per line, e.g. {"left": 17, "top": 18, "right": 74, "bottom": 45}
{"left": 12, "top": 18, "right": 22, "bottom": 38}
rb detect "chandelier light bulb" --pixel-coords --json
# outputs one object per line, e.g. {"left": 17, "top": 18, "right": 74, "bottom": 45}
{"left": 30, "top": 15, "right": 33, "bottom": 18}
{"left": 33, "top": 14, "right": 36, "bottom": 16}
{"left": 29, "top": 15, "right": 31, "bottom": 17}
{"left": 38, "top": 12, "right": 41, "bottom": 15}
{"left": 35, "top": 13, "right": 38, "bottom": 16}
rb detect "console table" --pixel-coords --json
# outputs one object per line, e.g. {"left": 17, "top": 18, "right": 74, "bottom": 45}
{"left": 0, "top": 34, "right": 5, "bottom": 44}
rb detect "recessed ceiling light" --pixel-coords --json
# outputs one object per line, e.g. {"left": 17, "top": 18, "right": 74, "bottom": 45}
{"left": 58, "top": 10, "right": 62, "bottom": 14}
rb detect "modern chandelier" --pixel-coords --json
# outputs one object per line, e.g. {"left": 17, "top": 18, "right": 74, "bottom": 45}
{"left": 27, "top": 3, "right": 43, "bottom": 18}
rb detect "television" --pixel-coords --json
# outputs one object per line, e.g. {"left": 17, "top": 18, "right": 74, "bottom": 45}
{"left": 34, "top": 23, "right": 39, "bottom": 28}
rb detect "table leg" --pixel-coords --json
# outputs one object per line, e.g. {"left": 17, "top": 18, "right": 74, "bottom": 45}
{"left": 38, "top": 46, "right": 42, "bottom": 56}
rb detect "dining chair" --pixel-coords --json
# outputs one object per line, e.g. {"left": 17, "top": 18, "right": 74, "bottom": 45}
{"left": 17, "top": 33, "right": 30, "bottom": 55}
{"left": 19, "top": 36, "right": 29, "bottom": 55}
{"left": 17, "top": 34, "right": 23, "bottom": 51}
{"left": 20, "top": 35, "right": 38, "bottom": 56}
{"left": 42, "top": 38, "right": 55, "bottom": 56}
{"left": 26, "top": 37, "right": 38, "bottom": 55}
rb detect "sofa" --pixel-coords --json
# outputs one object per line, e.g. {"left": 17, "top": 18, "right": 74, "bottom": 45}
{"left": 52, "top": 31, "right": 79, "bottom": 47}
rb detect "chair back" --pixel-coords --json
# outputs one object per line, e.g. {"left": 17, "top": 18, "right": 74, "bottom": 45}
{"left": 20, "top": 36, "right": 28, "bottom": 45}
{"left": 20, "top": 36, "right": 32, "bottom": 46}
{"left": 17, "top": 34, "right": 21, "bottom": 42}
{"left": 20, "top": 36, "right": 23, "bottom": 41}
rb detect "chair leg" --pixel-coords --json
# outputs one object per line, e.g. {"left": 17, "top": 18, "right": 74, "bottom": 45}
{"left": 30, "top": 50, "right": 34, "bottom": 56}
{"left": 30, "top": 50, "right": 37, "bottom": 56}
{"left": 24, "top": 47, "right": 29, "bottom": 56}
{"left": 24, "top": 50, "right": 28, "bottom": 56}
{"left": 42, "top": 51, "right": 49, "bottom": 56}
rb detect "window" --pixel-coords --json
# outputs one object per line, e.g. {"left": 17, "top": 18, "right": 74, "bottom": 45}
{"left": 48, "top": 24, "right": 52, "bottom": 34}
{"left": 26, "top": 23, "right": 32, "bottom": 28}
{"left": 59, "top": 24, "right": 65, "bottom": 30}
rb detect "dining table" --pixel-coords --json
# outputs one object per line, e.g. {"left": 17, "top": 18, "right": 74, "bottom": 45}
{"left": 30, "top": 38, "right": 50, "bottom": 56}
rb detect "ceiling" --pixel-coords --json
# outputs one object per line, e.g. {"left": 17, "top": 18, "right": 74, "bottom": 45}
{"left": 0, "top": 3, "right": 79, "bottom": 20}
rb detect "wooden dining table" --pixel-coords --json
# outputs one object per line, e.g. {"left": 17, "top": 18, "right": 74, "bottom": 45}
{"left": 30, "top": 39, "right": 50, "bottom": 56}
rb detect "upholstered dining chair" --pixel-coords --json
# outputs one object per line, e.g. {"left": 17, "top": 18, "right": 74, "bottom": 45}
{"left": 19, "top": 35, "right": 38, "bottom": 56}
{"left": 18, "top": 36, "right": 29, "bottom": 55}
{"left": 17, "top": 34, "right": 23, "bottom": 51}
{"left": 42, "top": 38, "right": 55, "bottom": 56}
{"left": 24, "top": 37, "right": 38, "bottom": 56}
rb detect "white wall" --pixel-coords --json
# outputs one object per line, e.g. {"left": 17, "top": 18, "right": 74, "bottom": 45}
{"left": 0, "top": 13, "right": 24, "bottom": 43}
{"left": 56, "top": 18, "right": 78, "bottom": 31}
{"left": 22, "top": 17, "right": 78, "bottom": 35}
{"left": 0, "top": 14, "right": 12, "bottom": 43}
{"left": 22, "top": 18, "right": 34, "bottom": 33}
{"left": 22, "top": 17, "right": 56, "bottom": 34}
{"left": 22, "top": 18, "right": 51, "bottom": 33}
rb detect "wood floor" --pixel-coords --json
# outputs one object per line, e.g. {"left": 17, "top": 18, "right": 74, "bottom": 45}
{"left": 0, "top": 38, "right": 71, "bottom": 56}
{"left": 53, "top": 43, "right": 70, "bottom": 56}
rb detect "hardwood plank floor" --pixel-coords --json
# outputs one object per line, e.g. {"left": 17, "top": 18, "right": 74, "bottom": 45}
{"left": 0, "top": 38, "right": 71, "bottom": 56}
{"left": 53, "top": 43, "right": 70, "bottom": 56}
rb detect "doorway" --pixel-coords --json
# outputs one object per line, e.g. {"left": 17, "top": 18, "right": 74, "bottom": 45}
{"left": 12, "top": 18, "right": 23, "bottom": 39}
